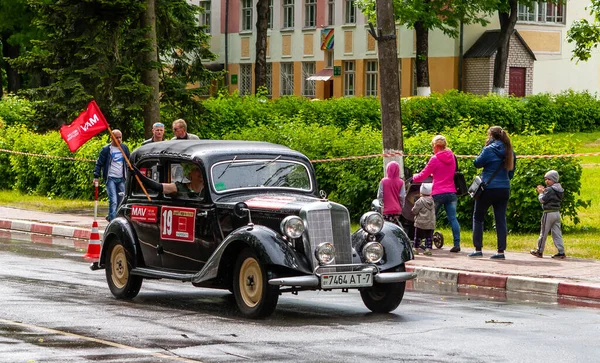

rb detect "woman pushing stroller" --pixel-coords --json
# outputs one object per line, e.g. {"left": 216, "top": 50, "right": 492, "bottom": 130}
{"left": 412, "top": 135, "right": 461, "bottom": 252}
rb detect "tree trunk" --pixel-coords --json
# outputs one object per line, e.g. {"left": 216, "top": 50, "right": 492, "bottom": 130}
{"left": 492, "top": 0, "right": 518, "bottom": 95}
{"left": 140, "top": 0, "right": 161, "bottom": 138}
{"left": 375, "top": 0, "right": 404, "bottom": 177}
{"left": 414, "top": 20, "right": 430, "bottom": 96}
{"left": 2, "top": 37, "right": 21, "bottom": 94}
{"left": 254, "top": 0, "right": 269, "bottom": 93}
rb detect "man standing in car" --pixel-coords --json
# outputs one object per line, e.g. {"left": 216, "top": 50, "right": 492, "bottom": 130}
{"left": 171, "top": 119, "right": 199, "bottom": 140}
{"left": 93, "top": 129, "right": 130, "bottom": 222}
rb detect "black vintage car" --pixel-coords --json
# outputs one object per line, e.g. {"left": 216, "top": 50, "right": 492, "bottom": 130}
{"left": 91, "top": 140, "right": 416, "bottom": 318}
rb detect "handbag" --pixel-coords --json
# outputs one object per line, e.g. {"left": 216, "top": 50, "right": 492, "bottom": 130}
{"left": 468, "top": 175, "right": 484, "bottom": 199}
{"left": 453, "top": 155, "right": 468, "bottom": 197}
{"left": 468, "top": 162, "right": 504, "bottom": 200}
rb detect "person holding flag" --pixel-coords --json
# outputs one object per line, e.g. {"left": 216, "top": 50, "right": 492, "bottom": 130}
{"left": 93, "top": 129, "right": 130, "bottom": 222}
{"left": 60, "top": 100, "right": 150, "bottom": 222}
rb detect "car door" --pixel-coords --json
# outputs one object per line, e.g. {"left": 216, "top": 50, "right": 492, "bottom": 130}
{"left": 158, "top": 161, "right": 219, "bottom": 273}
{"left": 124, "top": 159, "right": 163, "bottom": 268}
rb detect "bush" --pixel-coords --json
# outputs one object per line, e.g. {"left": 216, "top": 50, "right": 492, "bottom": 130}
{"left": 0, "top": 95, "right": 37, "bottom": 127}
{"left": 225, "top": 121, "right": 588, "bottom": 232}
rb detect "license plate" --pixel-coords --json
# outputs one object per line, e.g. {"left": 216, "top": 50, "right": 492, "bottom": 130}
{"left": 320, "top": 272, "right": 373, "bottom": 289}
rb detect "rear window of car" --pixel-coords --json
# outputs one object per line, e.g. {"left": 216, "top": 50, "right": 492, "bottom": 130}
{"left": 211, "top": 158, "right": 312, "bottom": 193}
{"left": 132, "top": 160, "right": 160, "bottom": 197}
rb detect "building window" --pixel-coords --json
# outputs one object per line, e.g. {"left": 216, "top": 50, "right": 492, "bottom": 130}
{"left": 343, "top": 61, "right": 355, "bottom": 96}
{"left": 283, "top": 0, "right": 295, "bottom": 29}
{"left": 327, "top": 0, "right": 335, "bottom": 26}
{"left": 517, "top": 1, "right": 565, "bottom": 24}
{"left": 302, "top": 62, "right": 316, "bottom": 97}
{"left": 344, "top": 0, "right": 356, "bottom": 24}
{"left": 304, "top": 0, "right": 316, "bottom": 28}
{"left": 325, "top": 50, "right": 334, "bottom": 68}
{"left": 240, "top": 64, "right": 252, "bottom": 96}
{"left": 365, "top": 61, "right": 378, "bottom": 97}
{"left": 242, "top": 0, "right": 253, "bottom": 31}
{"left": 281, "top": 63, "right": 294, "bottom": 96}
{"left": 266, "top": 63, "right": 273, "bottom": 97}
{"left": 268, "top": 0, "right": 273, "bottom": 29}
{"left": 199, "top": 1, "right": 211, "bottom": 33}
{"left": 517, "top": 3, "right": 535, "bottom": 22}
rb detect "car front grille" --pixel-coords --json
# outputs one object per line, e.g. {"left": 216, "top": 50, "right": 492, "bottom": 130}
{"left": 301, "top": 201, "right": 352, "bottom": 272}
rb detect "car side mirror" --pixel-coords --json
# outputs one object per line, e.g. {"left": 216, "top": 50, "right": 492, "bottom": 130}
{"left": 234, "top": 202, "right": 253, "bottom": 226}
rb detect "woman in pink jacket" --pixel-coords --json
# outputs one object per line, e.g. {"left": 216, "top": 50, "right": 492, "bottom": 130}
{"left": 412, "top": 135, "right": 461, "bottom": 252}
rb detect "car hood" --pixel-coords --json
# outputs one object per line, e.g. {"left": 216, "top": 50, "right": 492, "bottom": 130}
{"left": 215, "top": 192, "right": 325, "bottom": 214}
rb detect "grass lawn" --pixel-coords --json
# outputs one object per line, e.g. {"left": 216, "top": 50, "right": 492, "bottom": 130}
{"left": 0, "top": 132, "right": 598, "bottom": 258}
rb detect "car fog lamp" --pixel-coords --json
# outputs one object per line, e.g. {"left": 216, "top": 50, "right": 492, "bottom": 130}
{"left": 362, "top": 242, "right": 384, "bottom": 263}
{"left": 360, "top": 211, "right": 384, "bottom": 234}
{"left": 280, "top": 216, "right": 305, "bottom": 239}
{"left": 315, "top": 242, "right": 335, "bottom": 264}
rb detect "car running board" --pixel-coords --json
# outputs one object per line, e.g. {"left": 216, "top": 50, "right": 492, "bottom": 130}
{"left": 132, "top": 267, "right": 194, "bottom": 282}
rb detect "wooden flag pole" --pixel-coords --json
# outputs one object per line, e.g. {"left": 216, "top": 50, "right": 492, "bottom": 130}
{"left": 106, "top": 125, "right": 152, "bottom": 201}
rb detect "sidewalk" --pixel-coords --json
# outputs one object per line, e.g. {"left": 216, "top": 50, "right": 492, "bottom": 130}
{"left": 1, "top": 206, "right": 600, "bottom": 302}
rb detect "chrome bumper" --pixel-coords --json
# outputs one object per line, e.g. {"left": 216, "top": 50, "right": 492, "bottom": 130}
{"left": 268, "top": 271, "right": 417, "bottom": 287}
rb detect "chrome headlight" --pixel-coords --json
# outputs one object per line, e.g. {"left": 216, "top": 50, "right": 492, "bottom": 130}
{"left": 362, "top": 242, "right": 384, "bottom": 263}
{"left": 280, "top": 216, "right": 305, "bottom": 239}
{"left": 315, "top": 242, "right": 335, "bottom": 265}
{"left": 360, "top": 211, "right": 384, "bottom": 234}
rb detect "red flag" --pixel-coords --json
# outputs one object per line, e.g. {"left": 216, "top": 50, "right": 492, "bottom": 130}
{"left": 60, "top": 100, "right": 109, "bottom": 152}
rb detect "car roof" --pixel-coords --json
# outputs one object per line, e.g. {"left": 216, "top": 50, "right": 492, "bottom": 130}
{"left": 131, "top": 139, "right": 310, "bottom": 165}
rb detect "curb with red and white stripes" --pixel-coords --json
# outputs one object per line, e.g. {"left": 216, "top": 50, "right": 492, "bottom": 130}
{"left": 406, "top": 265, "right": 600, "bottom": 303}
{"left": 0, "top": 218, "right": 101, "bottom": 241}
{"left": 2, "top": 217, "right": 600, "bottom": 304}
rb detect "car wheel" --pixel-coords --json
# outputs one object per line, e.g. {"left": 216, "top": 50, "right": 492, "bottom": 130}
{"left": 105, "top": 239, "right": 143, "bottom": 299}
{"left": 433, "top": 231, "right": 444, "bottom": 249}
{"left": 360, "top": 265, "right": 406, "bottom": 313}
{"left": 233, "top": 248, "right": 279, "bottom": 318}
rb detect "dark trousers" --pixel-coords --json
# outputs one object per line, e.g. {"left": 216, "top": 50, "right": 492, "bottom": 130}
{"left": 414, "top": 228, "right": 434, "bottom": 249}
{"left": 472, "top": 188, "right": 510, "bottom": 252}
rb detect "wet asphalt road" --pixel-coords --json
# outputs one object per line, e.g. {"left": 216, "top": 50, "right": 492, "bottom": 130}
{"left": 1, "top": 235, "right": 600, "bottom": 362}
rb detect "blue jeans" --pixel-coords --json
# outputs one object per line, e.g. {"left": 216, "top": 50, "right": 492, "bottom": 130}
{"left": 472, "top": 188, "right": 510, "bottom": 252}
{"left": 106, "top": 177, "right": 125, "bottom": 221}
{"left": 433, "top": 193, "right": 461, "bottom": 247}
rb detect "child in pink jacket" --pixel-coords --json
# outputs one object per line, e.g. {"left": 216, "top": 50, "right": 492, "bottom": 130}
{"left": 377, "top": 161, "right": 406, "bottom": 224}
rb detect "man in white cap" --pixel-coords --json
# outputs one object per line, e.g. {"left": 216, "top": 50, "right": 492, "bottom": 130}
{"left": 530, "top": 170, "right": 566, "bottom": 259}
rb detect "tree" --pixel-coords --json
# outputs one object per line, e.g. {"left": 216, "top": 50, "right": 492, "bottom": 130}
{"left": 360, "top": 0, "right": 493, "bottom": 96}
{"left": 254, "top": 0, "right": 269, "bottom": 93}
{"left": 140, "top": 0, "right": 160, "bottom": 138}
{"left": 568, "top": 0, "right": 600, "bottom": 62}
{"left": 13, "top": 0, "right": 217, "bottom": 134}
{"left": 0, "top": 0, "right": 41, "bottom": 97}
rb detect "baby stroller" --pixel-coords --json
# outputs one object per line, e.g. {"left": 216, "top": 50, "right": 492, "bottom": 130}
{"left": 373, "top": 176, "right": 444, "bottom": 249}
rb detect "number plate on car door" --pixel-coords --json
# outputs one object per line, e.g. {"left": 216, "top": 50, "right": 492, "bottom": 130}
{"left": 321, "top": 272, "right": 373, "bottom": 289}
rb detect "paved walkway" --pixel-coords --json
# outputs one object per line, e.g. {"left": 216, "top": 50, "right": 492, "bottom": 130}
{"left": 1, "top": 206, "right": 600, "bottom": 302}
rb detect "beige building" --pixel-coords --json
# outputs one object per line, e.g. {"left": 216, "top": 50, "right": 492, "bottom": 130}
{"left": 192, "top": 0, "right": 600, "bottom": 98}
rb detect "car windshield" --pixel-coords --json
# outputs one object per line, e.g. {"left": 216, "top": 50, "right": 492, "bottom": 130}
{"left": 211, "top": 158, "right": 312, "bottom": 192}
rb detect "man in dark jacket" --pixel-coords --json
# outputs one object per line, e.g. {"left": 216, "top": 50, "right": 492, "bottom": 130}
{"left": 93, "top": 130, "right": 130, "bottom": 221}
{"left": 531, "top": 170, "right": 566, "bottom": 259}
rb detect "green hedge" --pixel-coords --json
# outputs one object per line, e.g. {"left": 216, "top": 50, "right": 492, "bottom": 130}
{"left": 0, "top": 124, "right": 142, "bottom": 200}
{"left": 225, "top": 121, "right": 589, "bottom": 232}
{"left": 190, "top": 90, "right": 600, "bottom": 139}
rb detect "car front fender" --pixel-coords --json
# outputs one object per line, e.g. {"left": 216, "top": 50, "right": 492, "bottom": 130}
{"left": 192, "top": 225, "right": 312, "bottom": 284}
{"left": 98, "top": 217, "right": 140, "bottom": 269}
{"left": 352, "top": 221, "right": 413, "bottom": 271}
